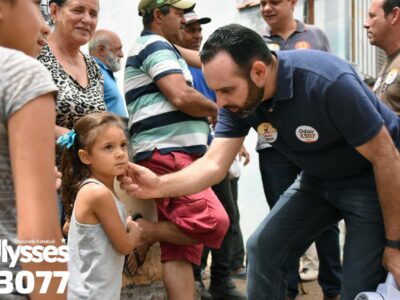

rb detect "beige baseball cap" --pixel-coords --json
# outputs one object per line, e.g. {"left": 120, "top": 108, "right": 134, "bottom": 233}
{"left": 138, "top": 0, "right": 196, "bottom": 16}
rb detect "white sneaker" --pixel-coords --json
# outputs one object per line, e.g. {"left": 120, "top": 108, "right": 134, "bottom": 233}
{"left": 299, "top": 268, "right": 318, "bottom": 281}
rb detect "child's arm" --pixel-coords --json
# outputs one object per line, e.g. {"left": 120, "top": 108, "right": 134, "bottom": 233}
{"left": 80, "top": 186, "right": 141, "bottom": 255}
{"left": 9, "top": 93, "right": 66, "bottom": 299}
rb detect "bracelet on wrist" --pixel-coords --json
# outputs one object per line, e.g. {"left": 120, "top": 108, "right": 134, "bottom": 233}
{"left": 385, "top": 239, "right": 400, "bottom": 249}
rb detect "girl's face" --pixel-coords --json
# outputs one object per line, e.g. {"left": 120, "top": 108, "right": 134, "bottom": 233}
{"left": 51, "top": 0, "right": 99, "bottom": 46}
{"left": 80, "top": 125, "right": 129, "bottom": 179}
{"left": 0, "top": 0, "right": 50, "bottom": 57}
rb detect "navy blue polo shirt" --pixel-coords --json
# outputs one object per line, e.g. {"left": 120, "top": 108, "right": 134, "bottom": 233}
{"left": 215, "top": 50, "right": 400, "bottom": 188}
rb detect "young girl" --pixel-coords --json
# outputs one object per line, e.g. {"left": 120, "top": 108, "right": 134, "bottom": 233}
{"left": 58, "top": 112, "right": 141, "bottom": 300}
{"left": 0, "top": 0, "right": 66, "bottom": 299}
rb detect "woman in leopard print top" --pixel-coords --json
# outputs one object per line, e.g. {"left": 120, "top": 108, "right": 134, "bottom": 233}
{"left": 38, "top": 0, "right": 105, "bottom": 138}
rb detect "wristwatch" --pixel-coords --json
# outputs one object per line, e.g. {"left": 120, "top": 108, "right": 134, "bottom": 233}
{"left": 386, "top": 239, "right": 400, "bottom": 249}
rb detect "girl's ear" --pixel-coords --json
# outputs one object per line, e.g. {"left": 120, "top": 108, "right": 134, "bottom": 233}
{"left": 78, "top": 149, "right": 91, "bottom": 165}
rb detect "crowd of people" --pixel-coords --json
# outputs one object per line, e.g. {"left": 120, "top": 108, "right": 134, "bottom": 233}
{"left": 0, "top": 0, "right": 400, "bottom": 299}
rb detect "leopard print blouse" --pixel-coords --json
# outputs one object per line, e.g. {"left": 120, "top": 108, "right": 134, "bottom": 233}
{"left": 38, "top": 43, "right": 106, "bottom": 130}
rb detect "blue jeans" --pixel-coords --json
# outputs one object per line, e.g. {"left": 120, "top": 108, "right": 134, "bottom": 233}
{"left": 247, "top": 174, "right": 386, "bottom": 300}
{"left": 259, "top": 148, "right": 341, "bottom": 298}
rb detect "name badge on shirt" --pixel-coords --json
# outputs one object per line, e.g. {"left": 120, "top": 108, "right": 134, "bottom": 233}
{"left": 257, "top": 122, "right": 278, "bottom": 143}
{"left": 296, "top": 126, "right": 319, "bottom": 143}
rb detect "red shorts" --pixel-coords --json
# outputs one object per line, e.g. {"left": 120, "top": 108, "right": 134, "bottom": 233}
{"left": 139, "top": 150, "right": 230, "bottom": 265}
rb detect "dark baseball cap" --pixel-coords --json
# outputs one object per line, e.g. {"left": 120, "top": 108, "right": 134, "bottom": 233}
{"left": 138, "top": 0, "right": 196, "bottom": 16}
{"left": 183, "top": 11, "right": 211, "bottom": 25}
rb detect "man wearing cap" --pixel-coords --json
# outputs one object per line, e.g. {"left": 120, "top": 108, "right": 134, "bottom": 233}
{"left": 258, "top": 1, "right": 342, "bottom": 299}
{"left": 124, "top": 1, "right": 229, "bottom": 299}
{"left": 178, "top": 11, "right": 246, "bottom": 300}
{"left": 89, "top": 30, "right": 128, "bottom": 118}
{"left": 364, "top": 0, "right": 400, "bottom": 116}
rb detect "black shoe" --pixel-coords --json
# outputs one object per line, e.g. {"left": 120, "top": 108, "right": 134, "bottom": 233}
{"left": 209, "top": 278, "right": 246, "bottom": 300}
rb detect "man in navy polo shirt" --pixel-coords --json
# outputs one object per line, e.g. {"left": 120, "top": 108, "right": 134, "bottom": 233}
{"left": 258, "top": 1, "right": 341, "bottom": 298}
{"left": 119, "top": 24, "right": 400, "bottom": 300}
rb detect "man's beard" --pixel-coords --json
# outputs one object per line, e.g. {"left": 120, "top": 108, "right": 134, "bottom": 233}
{"left": 105, "top": 51, "right": 121, "bottom": 72}
{"left": 235, "top": 79, "right": 265, "bottom": 118}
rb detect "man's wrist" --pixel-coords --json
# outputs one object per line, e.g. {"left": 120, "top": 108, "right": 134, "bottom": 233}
{"left": 385, "top": 239, "right": 400, "bottom": 249}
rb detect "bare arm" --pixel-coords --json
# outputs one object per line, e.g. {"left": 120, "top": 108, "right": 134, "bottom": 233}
{"left": 175, "top": 45, "right": 201, "bottom": 68}
{"left": 120, "top": 137, "right": 245, "bottom": 199}
{"left": 9, "top": 93, "right": 66, "bottom": 300}
{"left": 355, "top": 126, "right": 400, "bottom": 283}
{"left": 87, "top": 187, "right": 141, "bottom": 255}
{"left": 157, "top": 73, "right": 218, "bottom": 118}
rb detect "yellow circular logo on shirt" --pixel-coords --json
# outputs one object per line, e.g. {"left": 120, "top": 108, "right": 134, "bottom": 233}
{"left": 295, "top": 41, "right": 311, "bottom": 49}
{"left": 257, "top": 122, "right": 278, "bottom": 143}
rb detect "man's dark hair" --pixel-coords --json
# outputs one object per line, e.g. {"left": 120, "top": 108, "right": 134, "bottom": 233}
{"left": 49, "top": 0, "right": 68, "bottom": 7}
{"left": 142, "top": 5, "right": 170, "bottom": 29}
{"left": 383, "top": 0, "right": 400, "bottom": 15}
{"left": 200, "top": 24, "right": 272, "bottom": 77}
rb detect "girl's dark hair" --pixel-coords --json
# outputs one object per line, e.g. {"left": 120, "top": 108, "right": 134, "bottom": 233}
{"left": 60, "top": 112, "right": 126, "bottom": 218}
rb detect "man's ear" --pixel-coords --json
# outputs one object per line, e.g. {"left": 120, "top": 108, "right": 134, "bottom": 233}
{"left": 78, "top": 149, "right": 91, "bottom": 165}
{"left": 249, "top": 61, "right": 267, "bottom": 87}
{"left": 98, "top": 44, "right": 107, "bottom": 57}
{"left": 153, "top": 8, "right": 163, "bottom": 24}
{"left": 391, "top": 7, "right": 400, "bottom": 25}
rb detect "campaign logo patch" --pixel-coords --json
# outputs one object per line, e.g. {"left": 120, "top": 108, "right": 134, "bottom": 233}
{"left": 295, "top": 41, "right": 311, "bottom": 49}
{"left": 296, "top": 126, "right": 319, "bottom": 143}
{"left": 257, "top": 122, "right": 278, "bottom": 143}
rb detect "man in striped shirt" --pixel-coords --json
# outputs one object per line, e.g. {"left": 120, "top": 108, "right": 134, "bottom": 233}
{"left": 124, "top": 0, "right": 230, "bottom": 299}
